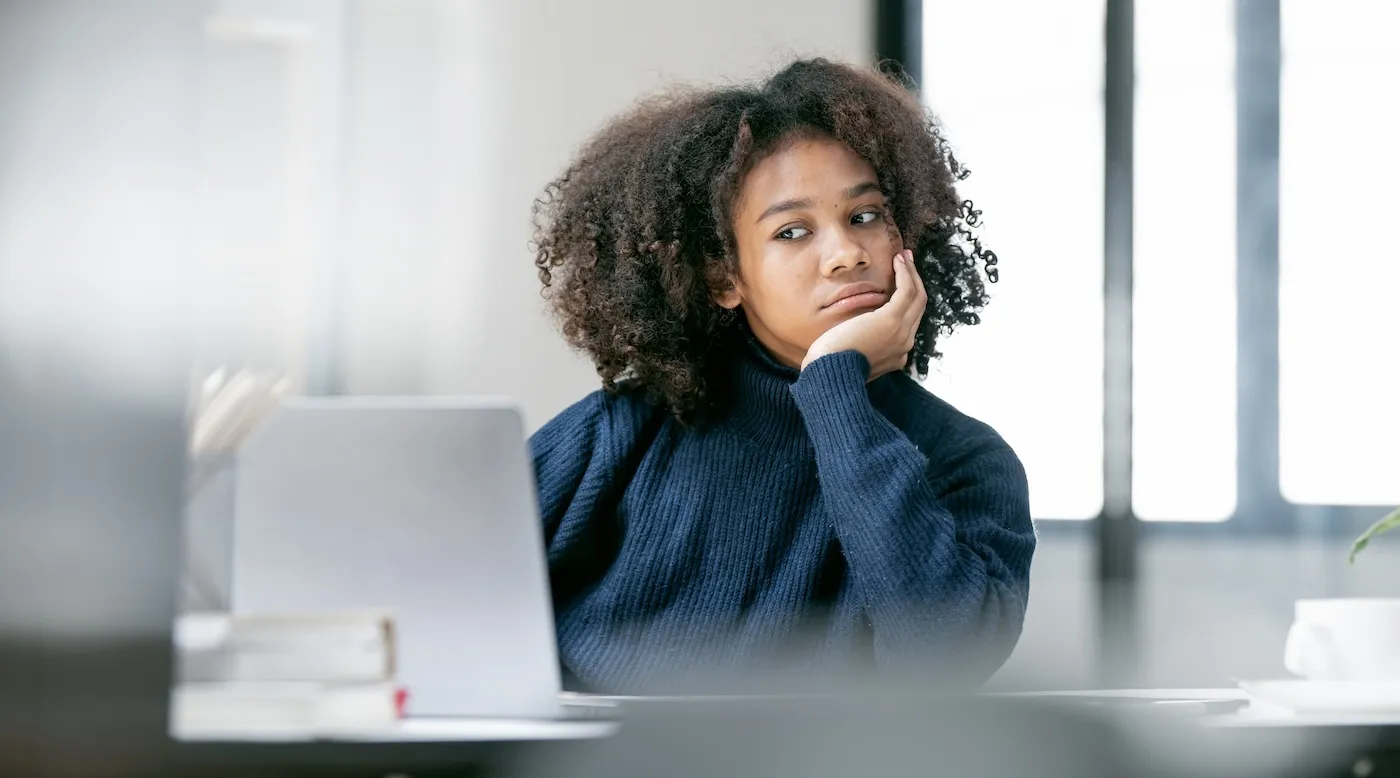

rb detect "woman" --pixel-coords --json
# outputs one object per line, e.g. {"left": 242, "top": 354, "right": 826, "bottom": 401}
{"left": 529, "top": 58, "right": 1034, "bottom": 693}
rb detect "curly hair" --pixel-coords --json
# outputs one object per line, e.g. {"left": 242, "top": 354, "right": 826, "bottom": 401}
{"left": 531, "top": 58, "right": 998, "bottom": 422}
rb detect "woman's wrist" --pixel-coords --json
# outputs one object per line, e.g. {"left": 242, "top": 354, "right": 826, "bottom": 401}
{"left": 801, "top": 345, "right": 870, "bottom": 373}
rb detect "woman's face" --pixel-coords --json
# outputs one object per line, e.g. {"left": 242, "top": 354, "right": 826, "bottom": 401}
{"left": 719, "top": 134, "right": 903, "bottom": 368}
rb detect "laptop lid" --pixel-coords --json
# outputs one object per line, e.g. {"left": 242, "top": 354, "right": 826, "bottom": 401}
{"left": 230, "top": 398, "right": 561, "bottom": 718}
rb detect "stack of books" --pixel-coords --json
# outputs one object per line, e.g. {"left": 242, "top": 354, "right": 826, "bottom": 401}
{"left": 171, "top": 612, "right": 403, "bottom": 740}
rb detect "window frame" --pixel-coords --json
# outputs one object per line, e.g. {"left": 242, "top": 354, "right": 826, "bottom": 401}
{"left": 894, "top": 0, "right": 1395, "bottom": 682}
{"left": 896, "top": 0, "right": 1390, "bottom": 539}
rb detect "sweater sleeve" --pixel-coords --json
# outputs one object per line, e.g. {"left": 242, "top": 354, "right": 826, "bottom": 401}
{"left": 789, "top": 350, "right": 1036, "bottom": 679}
{"left": 528, "top": 392, "right": 605, "bottom": 543}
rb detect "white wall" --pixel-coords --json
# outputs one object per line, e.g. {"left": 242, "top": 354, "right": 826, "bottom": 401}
{"left": 331, "top": 0, "right": 874, "bottom": 430}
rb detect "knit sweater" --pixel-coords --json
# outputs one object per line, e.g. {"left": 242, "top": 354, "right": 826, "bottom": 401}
{"left": 529, "top": 339, "right": 1036, "bottom": 693}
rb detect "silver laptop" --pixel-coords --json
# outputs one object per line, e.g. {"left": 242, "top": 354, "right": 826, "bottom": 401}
{"left": 229, "top": 397, "right": 561, "bottom": 719}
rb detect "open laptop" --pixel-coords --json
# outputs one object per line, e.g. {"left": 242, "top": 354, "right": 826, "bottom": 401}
{"left": 229, "top": 398, "right": 563, "bottom": 719}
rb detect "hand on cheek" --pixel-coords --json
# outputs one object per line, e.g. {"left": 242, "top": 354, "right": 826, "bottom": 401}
{"left": 801, "top": 249, "right": 929, "bottom": 380}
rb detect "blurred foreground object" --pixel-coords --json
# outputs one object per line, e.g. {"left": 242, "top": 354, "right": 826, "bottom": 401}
{"left": 181, "top": 368, "right": 293, "bottom": 612}
{"left": 0, "top": 0, "right": 200, "bottom": 772}
{"left": 517, "top": 685, "right": 1382, "bottom": 778}
{"left": 189, "top": 368, "right": 295, "bottom": 456}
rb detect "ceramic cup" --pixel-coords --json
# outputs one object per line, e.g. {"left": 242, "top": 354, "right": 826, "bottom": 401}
{"left": 1284, "top": 598, "right": 1400, "bottom": 681}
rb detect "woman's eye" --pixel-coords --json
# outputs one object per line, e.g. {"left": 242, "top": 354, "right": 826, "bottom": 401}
{"left": 777, "top": 226, "right": 811, "bottom": 241}
{"left": 853, "top": 209, "right": 882, "bottom": 225}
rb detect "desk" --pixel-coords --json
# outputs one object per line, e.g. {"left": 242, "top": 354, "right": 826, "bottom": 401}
{"left": 344, "top": 717, "right": 618, "bottom": 742}
{"left": 1004, "top": 687, "right": 1400, "bottom": 728}
{"left": 170, "top": 714, "right": 616, "bottom": 775}
{"left": 1003, "top": 689, "right": 1400, "bottom": 777}
{"left": 175, "top": 690, "right": 1400, "bottom": 777}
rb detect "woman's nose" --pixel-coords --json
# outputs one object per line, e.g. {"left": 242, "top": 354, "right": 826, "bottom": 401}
{"left": 819, "top": 233, "right": 870, "bottom": 277}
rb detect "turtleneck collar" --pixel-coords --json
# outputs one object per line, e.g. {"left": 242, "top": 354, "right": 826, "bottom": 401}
{"left": 742, "top": 331, "right": 801, "bottom": 381}
{"left": 713, "top": 333, "right": 812, "bottom": 454}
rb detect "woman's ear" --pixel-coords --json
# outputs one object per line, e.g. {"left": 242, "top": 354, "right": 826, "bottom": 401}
{"left": 708, "top": 264, "right": 742, "bottom": 310}
{"left": 713, "top": 283, "right": 741, "bottom": 310}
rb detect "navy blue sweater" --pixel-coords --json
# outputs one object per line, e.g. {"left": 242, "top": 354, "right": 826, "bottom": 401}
{"left": 529, "top": 340, "right": 1035, "bottom": 692}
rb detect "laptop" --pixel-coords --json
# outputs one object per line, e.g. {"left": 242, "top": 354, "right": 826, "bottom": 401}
{"left": 229, "top": 397, "right": 562, "bottom": 719}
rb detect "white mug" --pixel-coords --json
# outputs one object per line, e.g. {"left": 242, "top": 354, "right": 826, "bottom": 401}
{"left": 1284, "top": 598, "right": 1400, "bottom": 681}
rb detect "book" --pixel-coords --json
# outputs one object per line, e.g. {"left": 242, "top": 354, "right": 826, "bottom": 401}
{"left": 175, "top": 612, "right": 395, "bottom": 684}
{"left": 170, "top": 681, "right": 403, "bottom": 740}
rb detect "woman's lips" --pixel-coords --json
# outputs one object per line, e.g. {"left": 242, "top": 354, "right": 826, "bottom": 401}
{"left": 824, "top": 289, "right": 890, "bottom": 313}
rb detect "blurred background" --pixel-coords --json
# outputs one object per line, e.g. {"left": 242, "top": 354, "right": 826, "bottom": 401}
{"left": 1, "top": 0, "right": 1398, "bottom": 719}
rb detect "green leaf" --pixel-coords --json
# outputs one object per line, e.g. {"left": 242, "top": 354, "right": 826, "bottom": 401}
{"left": 1350, "top": 505, "right": 1400, "bottom": 564}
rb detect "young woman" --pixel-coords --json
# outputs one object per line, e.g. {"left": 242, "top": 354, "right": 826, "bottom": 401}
{"left": 529, "top": 58, "right": 1034, "bottom": 693}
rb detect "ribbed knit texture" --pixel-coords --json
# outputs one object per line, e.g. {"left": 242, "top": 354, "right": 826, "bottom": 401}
{"left": 529, "top": 339, "right": 1036, "bottom": 693}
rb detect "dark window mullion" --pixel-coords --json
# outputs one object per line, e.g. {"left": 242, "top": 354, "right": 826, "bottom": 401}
{"left": 1098, "top": 0, "right": 1139, "bottom": 687}
{"left": 1235, "top": 0, "right": 1286, "bottom": 532}
{"left": 876, "top": 0, "right": 923, "bottom": 90}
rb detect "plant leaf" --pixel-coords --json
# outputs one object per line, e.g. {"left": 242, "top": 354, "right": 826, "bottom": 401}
{"left": 1349, "top": 505, "right": 1400, "bottom": 564}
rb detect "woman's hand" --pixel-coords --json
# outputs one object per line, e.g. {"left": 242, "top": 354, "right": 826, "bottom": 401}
{"left": 802, "top": 249, "right": 928, "bottom": 380}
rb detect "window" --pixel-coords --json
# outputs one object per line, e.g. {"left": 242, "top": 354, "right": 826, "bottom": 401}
{"left": 924, "top": 0, "right": 1253, "bottom": 522}
{"left": 1132, "top": 0, "right": 1237, "bottom": 521}
{"left": 1278, "top": 0, "right": 1400, "bottom": 506}
{"left": 922, "top": 0, "right": 1105, "bottom": 520}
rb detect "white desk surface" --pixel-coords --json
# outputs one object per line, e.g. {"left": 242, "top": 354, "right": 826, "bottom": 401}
{"left": 345, "top": 717, "right": 618, "bottom": 742}
{"left": 991, "top": 688, "right": 1248, "bottom": 700}
{"left": 178, "top": 717, "right": 618, "bottom": 744}
{"left": 182, "top": 689, "right": 1400, "bottom": 743}
{"left": 997, "top": 688, "right": 1400, "bottom": 728}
